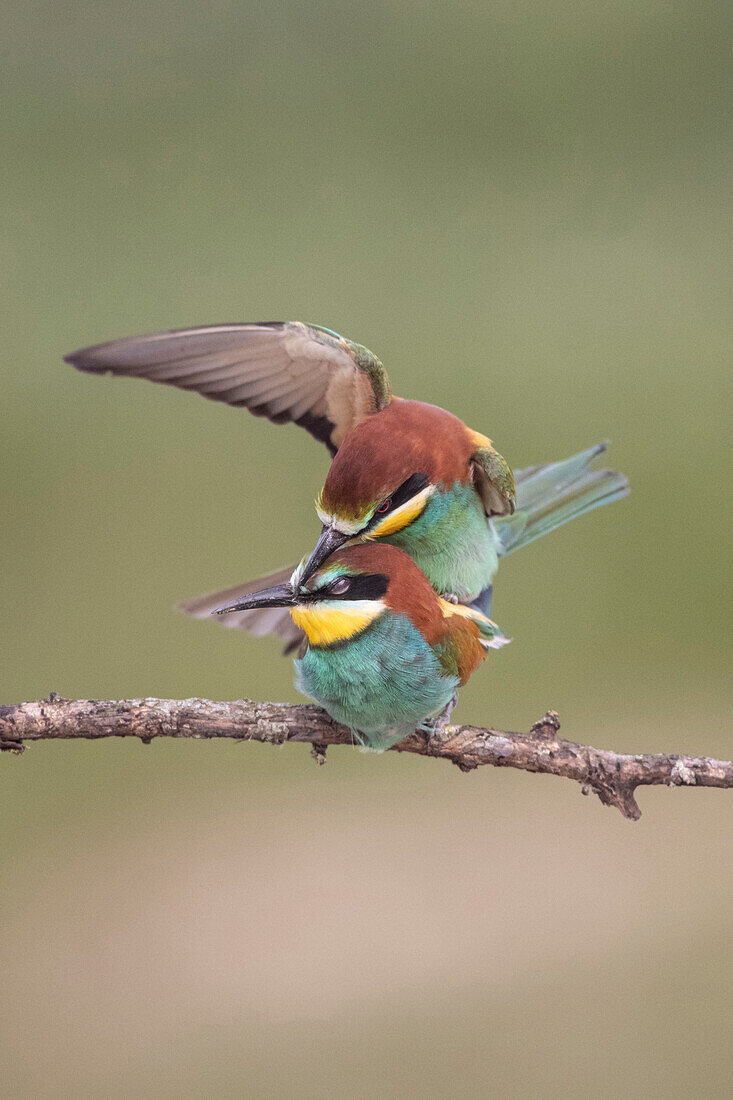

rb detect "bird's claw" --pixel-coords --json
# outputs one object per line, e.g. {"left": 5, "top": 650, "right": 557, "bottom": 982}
{"left": 421, "top": 692, "right": 459, "bottom": 746}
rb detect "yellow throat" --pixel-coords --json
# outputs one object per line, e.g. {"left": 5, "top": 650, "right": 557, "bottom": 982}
{"left": 290, "top": 599, "right": 386, "bottom": 647}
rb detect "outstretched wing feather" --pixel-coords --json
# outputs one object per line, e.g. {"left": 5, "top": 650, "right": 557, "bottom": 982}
{"left": 180, "top": 567, "right": 305, "bottom": 652}
{"left": 65, "top": 322, "right": 391, "bottom": 453}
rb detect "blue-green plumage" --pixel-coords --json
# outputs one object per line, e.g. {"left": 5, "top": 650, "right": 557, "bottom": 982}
{"left": 212, "top": 543, "right": 496, "bottom": 752}
{"left": 384, "top": 482, "right": 496, "bottom": 602}
{"left": 295, "top": 613, "right": 459, "bottom": 751}
{"left": 495, "top": 442, "right": 630, "bottom": 557}
{"left": 382, "top": 443, "right": 629, "bottom": 603}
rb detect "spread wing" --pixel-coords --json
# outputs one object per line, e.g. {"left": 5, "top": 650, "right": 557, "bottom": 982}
{"left": 65, "top": 322, "right": 391, "bottom": 454}
{"left": 180, "top": 566, "right": 305, "bottom": 654}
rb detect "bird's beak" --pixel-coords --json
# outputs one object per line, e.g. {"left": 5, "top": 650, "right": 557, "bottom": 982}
{"left": 299, "top": 524, "right": 349, "bottom": 583}
{"left": 214, "top": 582, "right": 295, "bottom": 615}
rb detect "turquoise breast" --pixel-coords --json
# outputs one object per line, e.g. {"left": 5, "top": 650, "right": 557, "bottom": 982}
{"left": 294, "top": 612, "right": 459, "bottom": 751}
{"left": 383, "top": 481, "right": 500, "bottom": 601}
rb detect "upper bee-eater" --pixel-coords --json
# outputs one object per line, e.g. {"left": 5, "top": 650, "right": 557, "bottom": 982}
{"left": 214, "top": 542, "right": 508, "bottom": 751}
{"left": 66, "top": 321, "right": 628, "bottom": 649}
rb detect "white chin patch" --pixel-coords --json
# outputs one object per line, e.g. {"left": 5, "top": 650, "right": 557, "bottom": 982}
{"left": 315, "top": 506, "right": 365, "bottom": 536}
{"left": 290, "top": 560, "right": 306, "bottom": 587}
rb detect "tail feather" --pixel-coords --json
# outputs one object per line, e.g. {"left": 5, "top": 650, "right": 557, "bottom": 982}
{"left": 495, "top": 442, "right": 629, "bottom": 556}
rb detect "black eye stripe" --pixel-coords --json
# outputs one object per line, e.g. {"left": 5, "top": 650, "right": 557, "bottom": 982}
{"left": 307, "top": 573, "right": 389, "bottom": 602}
{"left": 374, "top": 472, "right": 430, "bottom": 518}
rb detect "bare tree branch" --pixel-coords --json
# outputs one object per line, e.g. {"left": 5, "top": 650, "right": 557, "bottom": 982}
{"left": 1, "top": 694, "right": 731, "bottom": 821}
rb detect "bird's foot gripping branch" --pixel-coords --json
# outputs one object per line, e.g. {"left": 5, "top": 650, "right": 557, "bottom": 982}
{"left": 1, "top": 696, "right": 732, "bottom": 821}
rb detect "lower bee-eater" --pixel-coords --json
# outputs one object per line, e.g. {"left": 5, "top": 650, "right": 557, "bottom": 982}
{"left": 215, "top": 543, "right": 508, "bottom": 751}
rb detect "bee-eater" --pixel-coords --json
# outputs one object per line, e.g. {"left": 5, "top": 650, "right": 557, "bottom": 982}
{"left": 66, "top": 321, "right": 628, "bottom": 648}
{"left": 214, "top": 542, "right": 508, "bottom": 751}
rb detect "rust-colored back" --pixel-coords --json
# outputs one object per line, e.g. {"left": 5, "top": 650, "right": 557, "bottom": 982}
{"left": 328, "top": 543, "right": 488, "bottom": 683}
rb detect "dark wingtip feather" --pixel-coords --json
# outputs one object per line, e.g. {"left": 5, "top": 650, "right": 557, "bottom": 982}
{"left": 63, "top": 348, "right": 109, "bottom": 374}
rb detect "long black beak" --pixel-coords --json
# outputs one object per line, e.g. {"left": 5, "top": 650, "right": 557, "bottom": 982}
{"left": 299, "top": 524, "right": 350, "bottom": 584}
{"left": 214, "top": 582, "right": 295, "bottom": 616}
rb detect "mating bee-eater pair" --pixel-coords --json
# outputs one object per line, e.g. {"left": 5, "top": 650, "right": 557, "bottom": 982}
{"left": 66, "top": 321, "right": 628, "bottom": 749}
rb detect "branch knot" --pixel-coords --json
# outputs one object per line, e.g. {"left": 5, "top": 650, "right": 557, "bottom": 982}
{"left": 529, "top": 710, "right": 561, "bottom": 740}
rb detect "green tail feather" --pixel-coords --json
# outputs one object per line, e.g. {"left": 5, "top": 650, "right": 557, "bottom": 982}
{"left": 495, "top": 442, "right": 629, "bottom": 557}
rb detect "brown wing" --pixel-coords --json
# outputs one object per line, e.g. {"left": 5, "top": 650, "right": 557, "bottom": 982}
{"left": 65, "top": 321, "right": 391, "bottom": 454}
{"left": 180, "top": 566, "right": 304, "bottom": 654}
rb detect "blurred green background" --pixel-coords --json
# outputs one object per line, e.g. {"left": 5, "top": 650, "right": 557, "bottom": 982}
{"left": 1, "top": 1, "right": 732, "bottom": 1096}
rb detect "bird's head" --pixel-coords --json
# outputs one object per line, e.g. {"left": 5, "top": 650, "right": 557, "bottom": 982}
{"left": 297, "top": 399, "right": 515, "bottom": 583}
{"left": 214, "top": 543, "right": 444, "bottom": 650}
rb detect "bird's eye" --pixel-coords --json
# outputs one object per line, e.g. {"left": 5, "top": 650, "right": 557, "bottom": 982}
{"left": 329, "top": 577, "right": 351, "bottom": 596}
{"left": 376, "top": 498, "right": 392, "bottom": 514}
